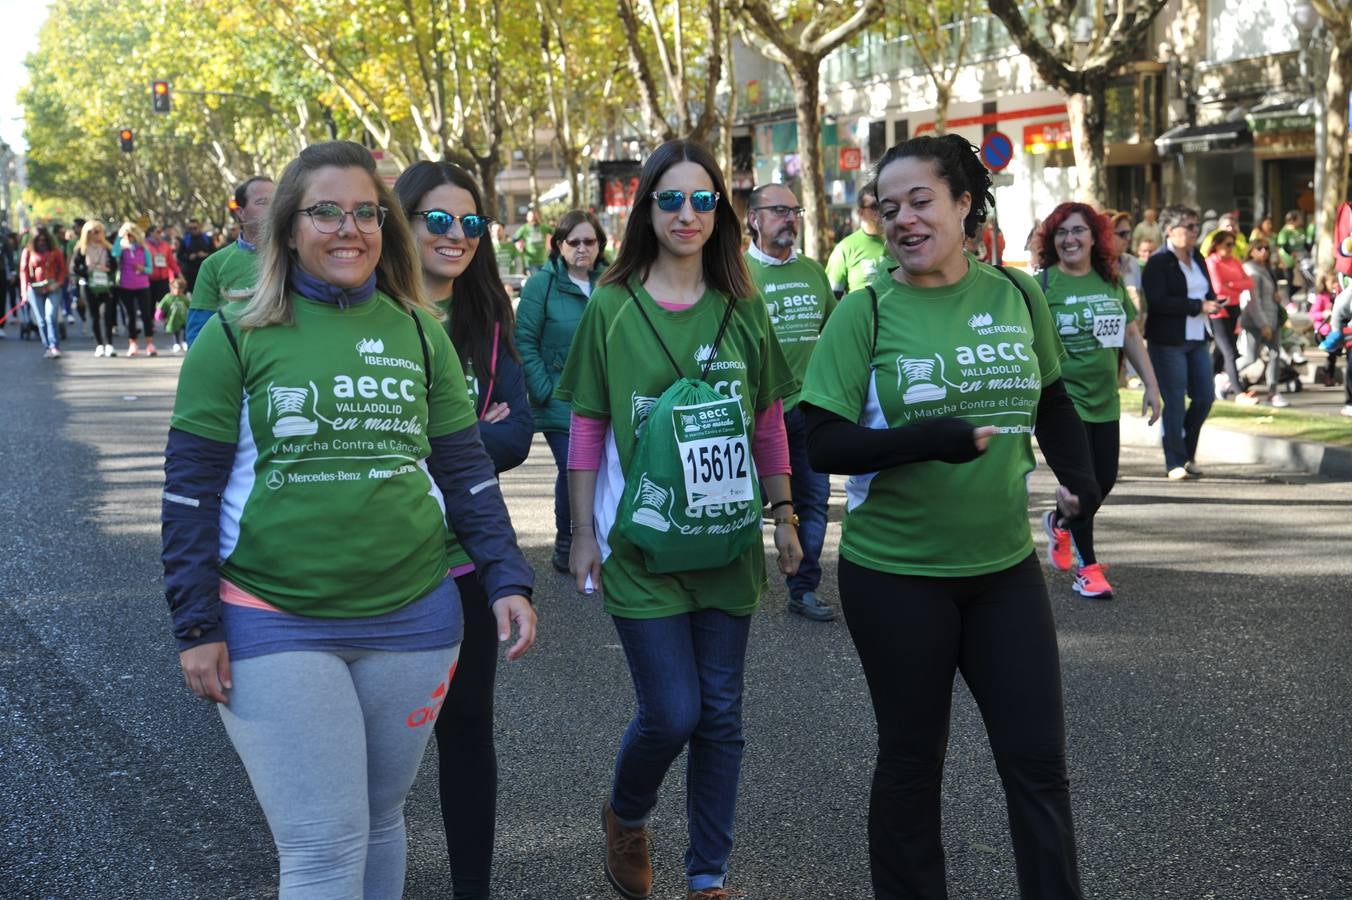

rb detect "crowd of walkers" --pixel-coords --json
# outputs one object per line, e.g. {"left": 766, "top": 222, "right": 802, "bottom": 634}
{"left": 0, "top": 128, "right": 1325, "bottom": 900}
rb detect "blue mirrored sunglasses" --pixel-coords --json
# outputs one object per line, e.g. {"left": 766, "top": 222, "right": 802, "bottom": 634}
{"left": 414, "top": 210, "right": 490, "bottom": 238}
{"left": 651, "top": 190, "right": 720, "bottom": 213}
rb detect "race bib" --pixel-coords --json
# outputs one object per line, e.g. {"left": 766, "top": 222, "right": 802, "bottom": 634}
{"left": 90, "top": 270, "right": 110, "bottom": 289}
{"left": 1092, "top": 310, "right": 1125, "bottom": 348}
{"left": 153, "top": 253, "right": 167, "bottom": 269}
{"left": 674, "top": 396, "right": 753, "bottom": 508}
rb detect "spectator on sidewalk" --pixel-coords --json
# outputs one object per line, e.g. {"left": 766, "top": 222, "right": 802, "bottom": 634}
{"left": 1132, "top": 207, "right": 1162, "bottom": 248}
{"left": 177, "top": 219, "right": 213, "bottom": 291}
{"left": 825, "top": 184, "right": 891, "bottom": 295}
{"left": 513, "top": 209, "right": 550, "bottom": 275}
{"left": 1204, "top": 228, "right": 1252, "bottom": 399}
{"left": 1237, "top": 239, "right": 1289, "bottom": 407}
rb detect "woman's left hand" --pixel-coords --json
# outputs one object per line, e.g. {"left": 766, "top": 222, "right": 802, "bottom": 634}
{"left": 492, "top": 594, "right": 537, "bottom": 661}
{"left": 774, "top": 523, "right": 803, "bottom": 576}
{"left": 1054, "top": 485, "right": 1081, "bottom": 527}
{"left": 1142, "top": 385, "right": 1163, "bottom": 426}
{"left": 481, "top": 402, "right": 510, "bottom": 424}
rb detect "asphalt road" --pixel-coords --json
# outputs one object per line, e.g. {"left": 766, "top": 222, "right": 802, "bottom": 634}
{"left": 2, "top": 332, "right": 1349, "bottom": 900}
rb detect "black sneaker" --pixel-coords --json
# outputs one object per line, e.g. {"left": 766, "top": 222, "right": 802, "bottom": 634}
{"left": 787, "top": 591, "right": 836, "bottom": 622}
{"left": 551, "top": 536, "right": 571, "bottom": 574}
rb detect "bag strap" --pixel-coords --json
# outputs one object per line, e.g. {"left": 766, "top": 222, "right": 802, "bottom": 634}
{"left": 866, "top": 285, "right": 879, "bottom": 358}
{"left": 867, "top": 268, "right": 1031, "bottom": 359}
{"left": 542, "top": 270, "right": 556, "bottom": 323}
{"left": 408, "top": 308, "right": 432, "bottom": 392}
{"left": 219, "top": 315, "right": 241, "bottom": 361}
{"left": 1039, "top": 266, "right": 1050, "bottom": 293}
{"left": 479, "top": 321, "right": 500, "bottom": 419}
{"left": 995, "top": 265, "right": 1035, "bottom": 321}
{"left": 625, "top": 282, "right": 737, "bottom": 383}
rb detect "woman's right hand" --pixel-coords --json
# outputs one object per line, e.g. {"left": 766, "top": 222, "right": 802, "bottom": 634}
{"left": 180, "top": 641, "right": 232, "bottom": 704}
{"left": 973, "top": 425, "right": 998, "bottom": 453}
{"left": 1201, "top": 299, "right": 1221, "bottom": 315}
{"left": 570, "top": 529, "right": 602, "bottom": 595}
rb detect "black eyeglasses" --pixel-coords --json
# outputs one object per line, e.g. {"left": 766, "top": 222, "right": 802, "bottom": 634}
{"left": 752, "top": 205, "right": 805, "bottom": 219}
{"left": 413, "top": 210, "right": 490, "bottom": 238}
{"left": 564, "top": 237, "right": 598, "bottom": 248}
{"left": 299, "top": 202, "right": 387, "bottom": 234}
{"left": 1054, "top": 225, "right": 1091, "bottom": 239}
{"left": 651, "top": 190, "right": 720, "bottom": 212}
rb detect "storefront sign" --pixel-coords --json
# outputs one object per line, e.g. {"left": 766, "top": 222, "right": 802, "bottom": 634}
{"left": 1023, "top": 121, "right": 1072, "bottom": 154}
{"left": 839, "top": 147, "right": 862, "bottom": 171}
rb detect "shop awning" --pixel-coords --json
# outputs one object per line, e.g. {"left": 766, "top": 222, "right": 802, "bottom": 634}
{"left": 1154, "top": 120, "right": 1252, "bottom": 154}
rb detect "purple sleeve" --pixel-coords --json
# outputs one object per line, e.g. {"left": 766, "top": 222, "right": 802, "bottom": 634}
{"left": 568, "top": 412, "right": 609, "bottom": 470}
{"left": 752, "top": 399, "right": 790, "bottom": 476}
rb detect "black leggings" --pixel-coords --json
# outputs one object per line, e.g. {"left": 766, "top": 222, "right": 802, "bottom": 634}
{"left": 119, "top": 287, "right": 155, "bottom": 339}
{"left": 433, "top": 572, "right": 499, "bottom": 899}
{"left": 1210, "top": 308, "right": 1241, "bottom": 393}
{"left": 1066, "top": 419, "right": 1119, "bottom": 566}
{"left": 839, "top": 554, "right": 1082, "bottom": 900}
{"left": 86, "top": 289, "right": 117, "bottom": 346}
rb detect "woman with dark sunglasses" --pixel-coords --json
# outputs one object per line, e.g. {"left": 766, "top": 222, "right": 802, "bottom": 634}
{"left": 515, "top": 209, "right": 608, "bottom": 574}
{"left": 393, "top": 160, "right": 536, "bottom": 900}
{"left": 555, "top": 140, "right": 801, "bottom": 900}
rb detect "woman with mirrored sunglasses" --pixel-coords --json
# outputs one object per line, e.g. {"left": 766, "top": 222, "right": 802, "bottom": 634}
{"left": 515, "top": 209, "right": 608, "bottom": 574}
{"left": 555, "top": 140, "right": 801, "bottom": 900}
{"left": 393, "top": 160, "right": 536, "bottom": 900}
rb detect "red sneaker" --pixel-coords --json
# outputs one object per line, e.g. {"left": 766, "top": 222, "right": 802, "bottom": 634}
{"left": 1043, "top": 510, "right": 1073, "bottom": 571}
{"left": 1073, "top": 563, "right": 1114, "bottom": 599}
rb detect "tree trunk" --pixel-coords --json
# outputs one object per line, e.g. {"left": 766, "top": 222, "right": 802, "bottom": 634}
{"left": 477, "top": 154, "right": 502, "bottom": 224}
{"left": 1066, "top": 85, "right": 1108, "bottom": 205}
{"left": 934, "top": 82, "right": 952, "bottom": 136}
{"left": 789, "top": 63, "right": 828, "bottom": 260}
{"left": 1316, "top": 40, "right": 1350, "bottom": 275}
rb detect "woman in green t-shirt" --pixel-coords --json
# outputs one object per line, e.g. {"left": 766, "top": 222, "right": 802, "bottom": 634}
{"left": 799, "top": 134, "right": 1100, "bottom": 899}
{"left": 162, "top": 141, "right": 536, "bottom": 899}
{"left": 555, "top": 139, "right": 801, "bottom": 900}
{"left": 1034, "top": 203, "right": 1161, "bottom": 600}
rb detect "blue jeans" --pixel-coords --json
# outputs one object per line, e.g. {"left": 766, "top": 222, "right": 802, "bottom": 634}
{"left": 543, "top": 430, "right": 570, "bottom": 539}
{"left": 610, "top": 610, "right": 752, "bottom": 891}
{"left": 783, "top": 406, "right": 829, "bottom": 600}
{"left": 1147, "top": 340, "right": 1214, "bottom": 471}
{"left": 29, "top": 287, "right": 60, "bottom": 349}
{"left": 185, "top": 307, "right": 214, "bottom": 348}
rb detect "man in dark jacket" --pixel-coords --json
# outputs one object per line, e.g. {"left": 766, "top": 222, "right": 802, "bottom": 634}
{"left": 1141, "top": 205, "right": 1223, "bottom": 480}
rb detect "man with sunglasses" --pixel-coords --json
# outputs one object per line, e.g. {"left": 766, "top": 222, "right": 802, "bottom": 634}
{"left": 744, "top": 184, "right": 838, "bottom": 622}
{"left": 185, "top": 176, "right": 274, "bottom": 347}
{"left": 513, "top": 208, "right": 551, "bottom": 275}
{"left": 824, "top": 183, "right": 892, "bottom": 298}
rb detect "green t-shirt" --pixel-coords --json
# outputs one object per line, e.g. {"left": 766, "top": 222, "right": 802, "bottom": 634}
{"left": 554, "top": 280, "right": 797, "bottom": 619}
{"left": 744, "top": 251, "right": 837, "bottom": 410}
{"left": 170, "top": 292, "right": 477, "bottom": 617}
{"left": 188, "top": 242, "right": 260, "bottom": 312}
{"left": 513, "top": 224, "right": 550, "bottom": 267}
{"left": 1040, "top": 267, "right": 1136, "bottom": 423}
{"left": 800, "top": 260, "right": 1064, "bottom": 578}
{"left": 825, "top": 229, "right": 891, "bottom": 293}
{"left": 493, "top": 240, "right": 521, "bottom": 276}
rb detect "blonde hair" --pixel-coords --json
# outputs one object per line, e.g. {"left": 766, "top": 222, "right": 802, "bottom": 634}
{"left": 76, "top": 220, "right": 111, "bottom": 255}
{"left": 239, "top": 141, "right": 436, "bottom": 329}
{"left": 118, "top": 221, "right": 144, "bottom": 245}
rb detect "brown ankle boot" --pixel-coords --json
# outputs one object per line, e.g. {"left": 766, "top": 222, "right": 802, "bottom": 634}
{"left": 602, "top": 801, "right": 652, "bottom": 899}
{"left": 687, "top": 889, "right": 730, "bottom": 900}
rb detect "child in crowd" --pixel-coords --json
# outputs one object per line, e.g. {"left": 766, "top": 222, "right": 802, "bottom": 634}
{"left": 157, "top": 275, "right": 189, "bottom": 353}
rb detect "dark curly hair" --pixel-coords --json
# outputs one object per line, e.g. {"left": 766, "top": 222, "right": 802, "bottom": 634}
{"left": 870, "top": 134, "right": 993, "bottom": 239}
{"left": 1037, "top": 202, "right": 1120, "bottom": 285}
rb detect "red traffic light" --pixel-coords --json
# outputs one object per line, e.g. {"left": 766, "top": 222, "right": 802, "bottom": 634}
{"left": 153, "top": 81, "right": 168, "bottom": 94}
{"left": 119, "top": 129, "right": 135, "bottom": 152}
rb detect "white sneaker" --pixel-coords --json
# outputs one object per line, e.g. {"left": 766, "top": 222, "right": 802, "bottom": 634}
{"left": 1341, "top": 405, "right": 1352, "bottom": 417}
{"left": 1168, "top": 466, "right": 1191, "bottom": 480}
{"left": 94, "top": 344, "right": 105, "bottom": 358}
{"left": 1268, "top": 393, "right": 1290, "bottom": 408}
{"left": 104, "top": 344, "right": 117, "bottom": 357}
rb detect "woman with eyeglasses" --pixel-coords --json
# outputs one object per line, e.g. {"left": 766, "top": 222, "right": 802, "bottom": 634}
{"left": 1141, "top": 204, "right": 1222, "bottom": 480}
{"left": 392, "top": 160, "right": 536, "bottom": 900}
{"left": 555, "top": 139, "right": 801, "bottom": 900}
{"left": 1108, "top": 211, "right": 1143, "bottom": 322}
{"left": 515, "top": 209, "right": 608, "bottom": 574}
{"left": 1203, "top": 228, "right": 1251, "bottom": 400}
{"left": 1034, "top": 203, "right": 1160, "bottom": 600}
{"left": 161, "top": 141, "right": 535, "bottom": 898}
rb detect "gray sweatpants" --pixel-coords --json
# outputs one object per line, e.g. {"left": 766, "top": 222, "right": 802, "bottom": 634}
{"left": 219, "top": 645, "right": 460, "bottom": 899}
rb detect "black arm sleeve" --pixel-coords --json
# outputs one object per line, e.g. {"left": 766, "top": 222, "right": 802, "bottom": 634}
{"left": 477, "top": 350, "right": 534, "bottom": 474}
{"left": 1032, "top": 378, "right": 1101, "bottom": 522}
{"left": 1141, "top": 255, "right": 1204, "bottom": 318}
{"left": 801, "top": 402, "right": 984, "bottom": 475}
{"left": 161, "top": 427, "right": 236, "bottom": 650}
{"left": 427, "top": 425, "right": 535, "bottom": 604}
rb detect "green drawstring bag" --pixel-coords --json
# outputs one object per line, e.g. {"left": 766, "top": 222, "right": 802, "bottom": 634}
{"left": 615, "top": 287, "right": 762, "bottom": 574}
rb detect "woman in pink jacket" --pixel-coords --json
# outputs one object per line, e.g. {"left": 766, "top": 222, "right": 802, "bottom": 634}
{"left": 1204, "top": 228, "right": 1252, "bottom": 400}
{"left": 115, "top": 222, "right": 157, "bottom": 357}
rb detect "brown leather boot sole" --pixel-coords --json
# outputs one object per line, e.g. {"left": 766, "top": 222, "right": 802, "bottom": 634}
{"left": 602, "top": 802, "right": 652, "bottom": 899}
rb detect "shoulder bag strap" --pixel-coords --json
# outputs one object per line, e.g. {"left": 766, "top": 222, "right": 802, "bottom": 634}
{"left": 866, "top": 285, "right": 879, "bottom": 358}
{"left": 409, "top": 308, "right": 432, "bottom": 392}
{"left": 996, "top": 265, "right": 1035, "bottom": 322}
{"left": 625, "top": 283, "right": 685, "bottom": 380}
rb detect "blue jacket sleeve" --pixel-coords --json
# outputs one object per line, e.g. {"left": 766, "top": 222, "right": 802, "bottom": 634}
{"left": 161, "top": 427, "right": 235, "bottom": 650}
{"left": 478, "top": 347, "right": 534, "bottom": 473}
{"left": 427, "top": 424, "right": 535, "bottom": 604}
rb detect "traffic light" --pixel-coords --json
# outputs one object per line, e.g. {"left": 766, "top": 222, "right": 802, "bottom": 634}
{"left": 119, "top": 129, "right": 134, "bottom": 152}
{"left": 152, "top": 80, "right": 171, "bottom": 113}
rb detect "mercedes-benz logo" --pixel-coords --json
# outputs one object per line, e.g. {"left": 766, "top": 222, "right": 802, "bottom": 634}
{"left": 265, "top": 470, "right": 285, "bottom": 490}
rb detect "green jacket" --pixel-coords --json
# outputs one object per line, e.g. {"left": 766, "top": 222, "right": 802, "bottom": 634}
{"left": 514, "top": 257, "right": 600, "bottom": 432}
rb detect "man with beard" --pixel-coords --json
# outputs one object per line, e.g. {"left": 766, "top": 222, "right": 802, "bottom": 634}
{"left": 744, "top": 184, "right": 838, "bottom": 622}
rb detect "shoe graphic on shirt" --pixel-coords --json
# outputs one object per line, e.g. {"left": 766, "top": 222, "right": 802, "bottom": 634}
{"left": 268, "top": 382, "right": 321, "bottom": 438}
{"left": 895, "top": 354, "right": 948, "bottom": 404}
{"left": 631, "top": 474, "right": 674, "bottom": 533}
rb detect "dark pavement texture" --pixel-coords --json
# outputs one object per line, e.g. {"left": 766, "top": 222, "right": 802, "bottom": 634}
{"left": 1, "top": 332, "right": 1349, "bottom": 899}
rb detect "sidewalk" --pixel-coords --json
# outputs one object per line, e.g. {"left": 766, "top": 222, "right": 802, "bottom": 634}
{"left": 1120, "top": 346, "right": 1352, "bottom": 478}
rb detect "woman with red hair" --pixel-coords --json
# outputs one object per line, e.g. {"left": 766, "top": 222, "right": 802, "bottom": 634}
{"left": 1035, "top": 202, "right": 1161, "bottom": 599}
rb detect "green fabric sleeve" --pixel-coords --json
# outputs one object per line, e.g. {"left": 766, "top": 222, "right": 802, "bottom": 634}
{"left": 168, "top": 315, "right": 245, "bottom": 443}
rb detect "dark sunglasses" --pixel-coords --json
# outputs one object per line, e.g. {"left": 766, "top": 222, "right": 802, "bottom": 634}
{"left": 564, "top": 237, "right": 598, "bottom": 248}
{"left": 651, "top": 190, "right": 720, "bottom": 213}
{"left": 413, "top": 210, "right": 490, "bottom": 238}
